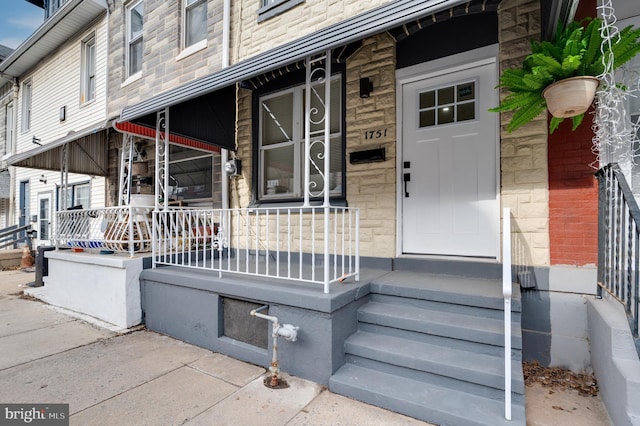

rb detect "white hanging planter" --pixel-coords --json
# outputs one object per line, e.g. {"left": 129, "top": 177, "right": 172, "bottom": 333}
{"left": 542, "top": 76, "right": 600, "bottom": 118}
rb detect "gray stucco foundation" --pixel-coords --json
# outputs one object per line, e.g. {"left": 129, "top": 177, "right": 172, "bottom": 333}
{"left": 140, "top": 266, "right": 380, "bottom": 385}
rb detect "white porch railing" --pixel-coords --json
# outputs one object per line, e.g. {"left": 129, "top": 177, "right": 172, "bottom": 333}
{"left": 153, "top": 207, "right": 360, "bottom": 293}
{"left": 502, "top": 207, "right": 512, "bottom": 420}
{"left": 55, "top": 206, "right": 153, "bottom": 256}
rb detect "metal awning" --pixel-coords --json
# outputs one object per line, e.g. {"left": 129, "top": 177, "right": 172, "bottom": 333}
{"left": 6, "top": 120, "right": 110, "bottom": 176}
{"left": 120, "top": 0, "right": 467, "bottom": 123}
{"left": 0, "top": 0, "right": 107, "bottom": 78}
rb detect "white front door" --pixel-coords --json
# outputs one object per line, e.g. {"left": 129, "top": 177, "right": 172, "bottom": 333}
{"left": 401, "top": 61, "right": 499, "bottom": 257}
{"left": 37, "top": 192, "right": 52, "bottom": 246}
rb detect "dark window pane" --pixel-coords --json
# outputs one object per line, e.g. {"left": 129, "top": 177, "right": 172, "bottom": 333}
{"left": 419, "top": 110, "right": 435, "bottom": 127}
{"left": 457, "top": 82, "right": 475, "bottom": 102}
{"left": 438, "top": 86, "right": 454, "bottom": 105}
{"left": 419, "top": 91, "right": 435, "bottom": 109}
{"left": 264, "top": 146, "right": 294, "bottom": 195}
{"left": 457, "top": 102, "right": 475, "bottom": 121}
{"left": 438, "top": 106, "right": 454, "bottom": 124}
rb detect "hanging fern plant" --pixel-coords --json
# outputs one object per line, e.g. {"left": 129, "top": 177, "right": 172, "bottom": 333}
{"left": 490, "top": 17, "right": 640, "bottom": 133}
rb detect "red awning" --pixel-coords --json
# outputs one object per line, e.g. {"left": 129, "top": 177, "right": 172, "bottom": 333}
{"left": 113, "top": 121, "right": 221, "bottom": 153}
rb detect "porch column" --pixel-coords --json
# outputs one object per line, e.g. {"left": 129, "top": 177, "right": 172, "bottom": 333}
{"left": 155, "top": 108, "right": 170, "bottom": 211}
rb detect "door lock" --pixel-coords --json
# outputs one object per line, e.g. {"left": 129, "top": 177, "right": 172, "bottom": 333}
{"left": 403, "top": 173, "right": 410, "bottom": 198}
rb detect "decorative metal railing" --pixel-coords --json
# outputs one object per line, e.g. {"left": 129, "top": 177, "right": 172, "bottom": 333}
{"left": 55, "top": 206, "right": 153, "bottom": 256}
{"left": 153, "top": 207, "right": 360, "bottom": 293}
{"left": 596, "top": 163, "right": 640, "bottom": 340}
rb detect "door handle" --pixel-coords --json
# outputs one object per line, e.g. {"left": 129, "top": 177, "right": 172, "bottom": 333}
{"left": 403, "top": 173, "right": 410, "bottom": 197}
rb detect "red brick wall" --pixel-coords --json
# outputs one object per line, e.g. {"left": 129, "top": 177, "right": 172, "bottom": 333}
{"left": 548, "top": 114, "right": 598, "bottom": 265}
{"left": 548, "top": 0, "right": 598, "bottom": 266}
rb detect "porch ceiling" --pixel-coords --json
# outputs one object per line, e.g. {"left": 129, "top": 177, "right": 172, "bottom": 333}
{"left": 119, "top": 0, "right": 471, "bottom": 125}
{"left": 6, "top": 120, "right": 109, "bottom": 176}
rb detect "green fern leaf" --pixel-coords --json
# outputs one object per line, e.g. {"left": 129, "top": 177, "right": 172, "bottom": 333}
{"left": 506, "top": 98, "right": 547, "bottom": 132}
{"left": 571, "top": 113, "right": 585, "bottom": 130}
{"left": 549, "top": 116, "right": 564, "bottom": 134}
{"left": 581, "top": 18, "right": 603, "bottom": 74}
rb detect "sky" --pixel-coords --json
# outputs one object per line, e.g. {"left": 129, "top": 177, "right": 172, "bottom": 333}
{"left": 0, "top": 1, "right": 44, "bottom": 50}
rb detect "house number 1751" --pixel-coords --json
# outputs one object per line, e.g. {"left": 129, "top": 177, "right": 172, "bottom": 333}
{"left": 364, "top": 128, "right": 388, "bottom": 140}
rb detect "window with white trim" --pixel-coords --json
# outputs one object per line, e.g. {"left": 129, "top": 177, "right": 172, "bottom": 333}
{"left": 258, "top": 75, "right": 343, "bottom": 201}
{"left": 57, "top": 182, "right": 91, "bottom": 210}
{"left": 21, "top": 80, "right": 32, "bottom": 132}
{"left": 126, "top": 0, "right": 144, "bottom": 78}
{"left": 184, "top": 0, "right": 207, "bottom": 49}
{"left": 81, "top": 34, "right": 96, "bottom": 104}
{"left": 5, "top": 102, "right": 13, "bottom": 154}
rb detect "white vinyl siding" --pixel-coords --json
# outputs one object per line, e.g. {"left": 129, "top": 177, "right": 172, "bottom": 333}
{"left": 12, "top": 17, "right": 108, "bottom": 222}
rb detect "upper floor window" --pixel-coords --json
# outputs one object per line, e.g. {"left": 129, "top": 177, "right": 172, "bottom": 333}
{"left": 45, "top": 0, "right": 69, "bottom": 19}
{"left": 4, "top": 102, "right": 13, "bottom": 154}
{"left": 257, "top": 75, "right": 344, "bottom": 201}
{"left": 81, "top": 34, "right": 96, "bottom": 104}
{"left": 184, "top": 0, "right": 207, "bottom": 49}
{"left": 258, "top": 0, "right": 304, "bottom": 22}
{"left": 21, "top": 80, "right": 32, "bottom": 132}
{"left": 126, "top": 0, "right": 144, "bottom": 78}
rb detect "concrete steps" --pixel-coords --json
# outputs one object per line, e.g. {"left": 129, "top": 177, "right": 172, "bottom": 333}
{"left": 330, "top": 269, "right": 525, "bottom": 425}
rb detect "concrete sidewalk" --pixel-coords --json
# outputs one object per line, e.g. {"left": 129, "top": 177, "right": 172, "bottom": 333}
{"left": 0, "top": 269, "right": 429, "bottom": 425}
{"left": 0, "top": 269, "right": 611, "bottom": 425}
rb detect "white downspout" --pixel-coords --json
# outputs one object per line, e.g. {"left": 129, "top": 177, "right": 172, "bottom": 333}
{"left": 221, "top": 0, "right": 231, "bottom": 210}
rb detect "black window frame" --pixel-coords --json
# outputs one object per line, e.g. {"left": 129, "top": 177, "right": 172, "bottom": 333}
{"left": 251, "top": 62, "right": 346, "bottom": 207}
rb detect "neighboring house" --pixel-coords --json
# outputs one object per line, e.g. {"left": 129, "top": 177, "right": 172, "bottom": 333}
{"left": 16, "top": 0, "right": 640, "bottom": 424}
{"left": 0, "top": 45, "right": 15, "bottom": 231}
{"left": 105, "top": 0, "right": 229, "bottom": 211}
{"left": 0, "top": 0, "right": 110, "bottom": 249}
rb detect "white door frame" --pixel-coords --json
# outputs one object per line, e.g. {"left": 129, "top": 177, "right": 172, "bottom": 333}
{"left": 37, "top": 191, "right": 53, "bottom": 246}
{"left": 395, "top": 44, "right": 501, "bottom": 259}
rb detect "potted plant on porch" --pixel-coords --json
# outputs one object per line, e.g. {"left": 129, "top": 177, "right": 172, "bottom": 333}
{"left": 490, "top": 17, "right": 640, "bottom": 133}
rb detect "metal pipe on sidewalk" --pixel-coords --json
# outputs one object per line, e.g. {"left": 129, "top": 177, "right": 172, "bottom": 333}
{"left": 250, "top": 305, "right": 299, "bottom": 387}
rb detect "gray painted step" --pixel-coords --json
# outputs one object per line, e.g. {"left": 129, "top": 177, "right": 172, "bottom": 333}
{"left": 345, "top": 330, "right": 524, "bottom": 394}
{"left": 330, "top": 363, "right": 525, "bottom": 426}
{"left": 358, "top": 322, "right": 522, "bottom": 360}
{"left": 372, "top": 271, "right": 522, "bottom": 312}
{"left": 359, "top": 300, "right": 523, "bottom": 349}
{"left": 370, "top": 293, "right": 521, "bottom": 322}
{"left": 343, "top": 354, "right": 525, "bottom": 405}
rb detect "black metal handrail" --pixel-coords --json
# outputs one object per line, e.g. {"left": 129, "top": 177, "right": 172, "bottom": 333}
{"left": 0, "top": 224, "right": 34, "bottom": 250}
{"left": 596, "top": 163, "right": 640, "bottom": 339}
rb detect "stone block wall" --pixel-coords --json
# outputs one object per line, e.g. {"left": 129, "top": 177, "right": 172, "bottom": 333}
{"left": 108, "top": 0, "right": 225, "bottom": 117}
{"left": 497, "top": 0, "right": 550, "bottom": 267}
{"left": 345, "top": 33, "right": 397, "bottom": 258}
{"left": 231, "top": 0, "right": 388, "bottom": 64}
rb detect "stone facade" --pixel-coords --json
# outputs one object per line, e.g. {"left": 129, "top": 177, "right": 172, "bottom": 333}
{"left": 497, "top": 0, "right": 550, "bottom": 267}
{"left": 231, "top": 0, "right": 389, "bottom": 64}
{"left": 107, "top": 0, "right": 226, "bottom": 117}
{"left": 106, "top": 0, "right": 227, "bottom": 207}
{"left": 345, "top": 33, "right": 397, "bottom": 258}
